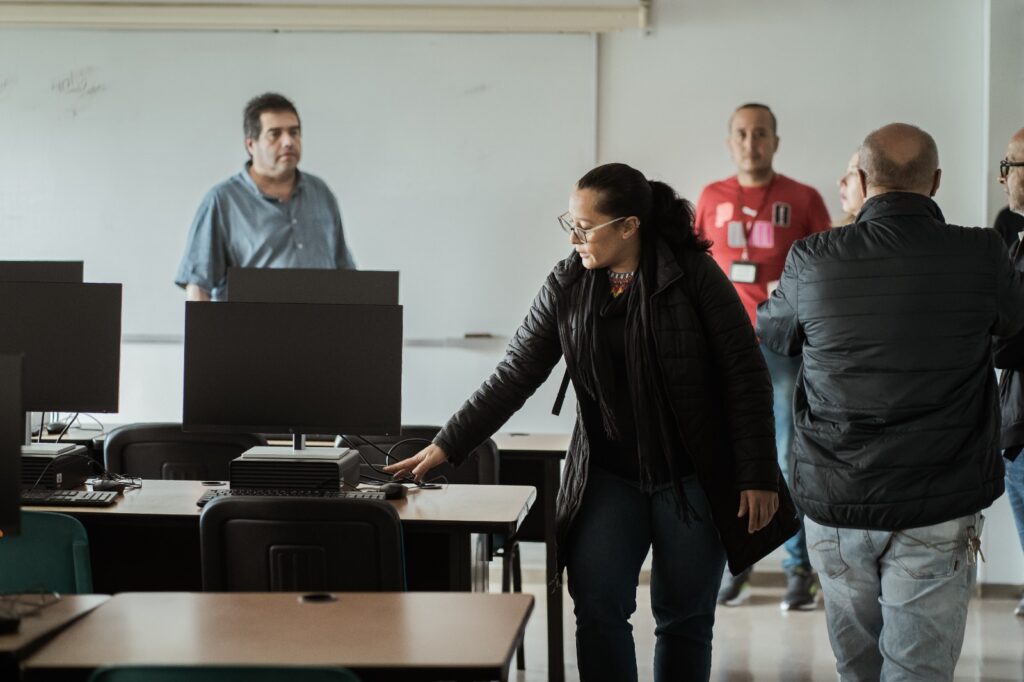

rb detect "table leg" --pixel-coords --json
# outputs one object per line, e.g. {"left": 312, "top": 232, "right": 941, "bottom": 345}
{"left": 542, "top": 457, "right": 564, "bottom": 682}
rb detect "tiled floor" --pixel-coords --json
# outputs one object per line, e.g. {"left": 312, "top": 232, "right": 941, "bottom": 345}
{"left": 500, "top": 570, "right": 1024, "bottom": 681}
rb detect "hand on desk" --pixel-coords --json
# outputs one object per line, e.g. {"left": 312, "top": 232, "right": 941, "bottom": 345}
{"left": 383, "top": 444, "right": 449, "bottom": 482}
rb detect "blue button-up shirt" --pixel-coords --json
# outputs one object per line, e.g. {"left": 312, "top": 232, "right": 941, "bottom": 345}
{"left": 175, "top": 164, "right": 356, "bottom": 300}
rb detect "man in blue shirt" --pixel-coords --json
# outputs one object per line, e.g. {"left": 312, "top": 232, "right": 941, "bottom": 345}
{"left": 175, "top": 93, "right": 355, "bottom": 301}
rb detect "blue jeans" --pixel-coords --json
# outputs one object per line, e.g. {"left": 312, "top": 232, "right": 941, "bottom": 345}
{"left": 565, "top": 466, "right": 727, "bottom": 682}
{"left": 1006, "top": 454, "right": 1024, "bottom": 554}
{"left": 760, "top": 343, "right": 810, "bottom": 571}
{"left": 806, "top": 514, "right": 981, "bottom": 682}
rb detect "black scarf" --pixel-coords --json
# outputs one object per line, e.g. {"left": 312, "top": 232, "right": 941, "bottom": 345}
{"left": 563, "top": 254, "right": 697, "bottom": 518}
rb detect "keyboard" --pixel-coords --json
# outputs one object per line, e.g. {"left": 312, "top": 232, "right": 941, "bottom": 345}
{"left": 196, "top": 488, "right": 386, "bottom": 507}
{"left": 20, "top": 489, "right": 119, "bottom": 507}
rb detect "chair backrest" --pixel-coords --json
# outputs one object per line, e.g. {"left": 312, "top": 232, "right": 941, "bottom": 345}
{"left": 88, "top": 666, "right": 362, "bottom": 682}
{"left": 200, "top": 497, "right": 405, "bottom": 592}
{"left": 345, "top": 425, "right": 499, "bottom": 485}
{"left": 0, "top": 511, "right": 92, "bottom": 593}
{"left": 104, "top": 423, "right": 266, "bottom": 480}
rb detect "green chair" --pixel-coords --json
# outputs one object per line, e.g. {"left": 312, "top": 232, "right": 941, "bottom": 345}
{"left": 0, "top": 511, "right": 92, "bottom": 593}
{"left": 87, "top": 666, "right": 362, "bottom": 682}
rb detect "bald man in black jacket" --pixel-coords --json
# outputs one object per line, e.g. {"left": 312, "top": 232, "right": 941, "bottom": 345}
{"left": 758, "top": 123, "right": 1024, "bottom": 682}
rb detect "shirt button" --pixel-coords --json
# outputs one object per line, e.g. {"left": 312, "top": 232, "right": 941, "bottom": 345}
{"left": 297, "top": 243, "right": 304, "bottom": 249}
{"left": 291, "top": 219, "right": 297, "bottom": 225}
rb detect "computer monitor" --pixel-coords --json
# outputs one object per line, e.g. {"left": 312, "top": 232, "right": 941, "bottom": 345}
{"left": 183, "top": 302, "right": 402, "bottom": 442}
{"left": 0, "top": 283, "right": 122, "bottom": 453}
{"left": 0, "top": 261, "right": 83, "bottom": 283}
{"left": 0, "top": 354, "right": 22, "bottom": 538}
{"left": 227, "top": 268, "right": 399, "bottom": 305}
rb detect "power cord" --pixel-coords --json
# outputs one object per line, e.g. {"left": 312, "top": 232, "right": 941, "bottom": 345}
{"left": 339, "top": 434, "right": 449, "bottom": 488}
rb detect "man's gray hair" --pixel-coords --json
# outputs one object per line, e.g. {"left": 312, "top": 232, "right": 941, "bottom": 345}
{"left": 858, "top": 123, "right": 939, "bottom": 192}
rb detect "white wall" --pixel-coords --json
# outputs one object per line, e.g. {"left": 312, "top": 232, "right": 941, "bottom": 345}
{"left": 599, "top": 0, "right": 987, "bottom": 225}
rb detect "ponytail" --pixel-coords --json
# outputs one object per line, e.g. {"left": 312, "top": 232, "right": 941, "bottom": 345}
{"left": 645, "top": 180, "right": 710, "bottom": 255}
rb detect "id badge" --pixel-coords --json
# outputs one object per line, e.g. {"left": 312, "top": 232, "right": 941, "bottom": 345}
{"left": 730, "top": 261, "right": 758, "bottom": 284}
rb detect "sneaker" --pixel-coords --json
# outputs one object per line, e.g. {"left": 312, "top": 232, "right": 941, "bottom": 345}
{"left": 781, "top": 566, "right": 820, "bottom": 611}
{"left": 1015, "top": 597, "right": 1024, "bottom": 618}
{"left": 717, "top": 566, "right": 753, "bottom": 606}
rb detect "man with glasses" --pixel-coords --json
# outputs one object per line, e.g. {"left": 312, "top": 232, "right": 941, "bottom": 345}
{"left": 694, "top": 103, "right": 830, "bottom": 611}
{"left": 175, "top": 93, "right": 355, "bottom": 301}
{"left": 995, "top": 127, "right": 1024, "bottom": 618}
{"left": 758, "top": 122, "right": 1024, "bottom": 681}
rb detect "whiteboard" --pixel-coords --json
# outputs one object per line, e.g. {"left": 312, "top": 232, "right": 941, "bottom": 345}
{"left": 0, "top": 29, "right": 595, "bottom": 338}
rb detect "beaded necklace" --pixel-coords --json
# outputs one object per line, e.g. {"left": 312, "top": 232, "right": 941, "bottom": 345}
{"left": 608, "top": 270, "right": 636, "bottom": 298}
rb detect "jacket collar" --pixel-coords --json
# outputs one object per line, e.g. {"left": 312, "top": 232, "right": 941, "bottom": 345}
{"left": 855, "top": 191, "right": 946, "bottom": 224}
{"left": 552, "top": 239, "right": 685, "bottom": 295}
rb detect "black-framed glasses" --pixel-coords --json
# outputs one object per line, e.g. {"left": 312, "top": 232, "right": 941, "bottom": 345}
{"left": 1000, "top": 159, "right": 1024, "bottom": 179}
{"left": 557, "top": 212, "right": 627, "bottom": 243}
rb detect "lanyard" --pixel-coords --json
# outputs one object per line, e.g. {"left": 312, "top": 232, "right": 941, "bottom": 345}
{"left": 736, "top": 174, "right": 776, "bottom": 261}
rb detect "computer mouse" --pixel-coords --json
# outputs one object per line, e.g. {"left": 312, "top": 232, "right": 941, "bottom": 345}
{"left": 378, "top": 482, "right": 407, "bottom": 500}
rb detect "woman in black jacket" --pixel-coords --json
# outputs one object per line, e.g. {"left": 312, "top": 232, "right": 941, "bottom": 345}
{"left": 386, "top": 163, "right": 795, "bottom": 681}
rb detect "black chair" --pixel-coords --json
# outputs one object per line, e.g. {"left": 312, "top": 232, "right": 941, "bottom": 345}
{"left": 104, "top": 423, "right": 265, "bottom": 480}
{"left": 199, "top": 497, "right": 405, "bottom": 592}
{"left": 342, "top": 425, "right": 524, "bottom": 669}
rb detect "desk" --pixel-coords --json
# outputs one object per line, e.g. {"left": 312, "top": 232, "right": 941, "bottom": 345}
{"left": 0, "top": 595, "right": 108, "bottom": 681}
{"left": 25, "top": 481, "right": 535, "bottom": 594}
{"left": 23, "top": 592, "right": 533, "bottom": 682}
{"left": 492, "top": 432, "right": 570, "bottom": 682}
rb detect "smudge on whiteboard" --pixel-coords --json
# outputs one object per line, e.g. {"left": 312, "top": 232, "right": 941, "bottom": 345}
{"left": 51, "top": 67, "right": 106, "bottom": 116}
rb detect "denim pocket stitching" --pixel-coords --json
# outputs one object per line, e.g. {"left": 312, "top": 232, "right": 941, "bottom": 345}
{"left": 891, "top": 520, "right": 965, "bottom": 580}
{"left": 810, "top": 527, "right": 848, "bottom": 579}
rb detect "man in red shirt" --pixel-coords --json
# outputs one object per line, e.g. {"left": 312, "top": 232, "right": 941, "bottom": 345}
{"left": 695, "top": 103, "right": 831, "bottom": 611}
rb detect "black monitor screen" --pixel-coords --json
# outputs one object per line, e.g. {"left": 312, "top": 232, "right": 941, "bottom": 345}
{"left": 183, "top": 302, "right": 402, "bottom": 435}
{"left": 0, "top": 354, "right": 22, "bottom": 538}
{"left": 0, "top": 283, "right": 122, "bottom": 412}
{"left": 227, "top": 268, "right": 399, "bottom": 305}
{"left": 0, "top": 261, "right": 83, "bottom": 283}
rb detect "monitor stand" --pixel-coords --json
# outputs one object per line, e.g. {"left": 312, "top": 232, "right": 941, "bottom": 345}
{"left": 240, "top": 433, "right": 352, "bottom": 460}
{"left": 22, "top": 413, "right": 79, "bottom": 455}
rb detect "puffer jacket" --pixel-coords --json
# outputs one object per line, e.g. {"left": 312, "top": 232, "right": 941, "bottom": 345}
{"left": 435, "top": 242, "right": 800, "bottom": 575}
{"left": 995, "top": 234, "right": 1024, "bottom": 460}
{"left": 757, "top": 192, "right": 1024, "bottom": 530}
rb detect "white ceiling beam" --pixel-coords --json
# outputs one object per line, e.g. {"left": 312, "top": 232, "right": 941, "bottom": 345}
{"left": 0, "top": 2, "right": 648, "bottom": 33}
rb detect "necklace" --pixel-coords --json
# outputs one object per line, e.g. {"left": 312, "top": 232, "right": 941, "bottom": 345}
{"left": 608, "top": 270, "right": 635, "bottom": 298}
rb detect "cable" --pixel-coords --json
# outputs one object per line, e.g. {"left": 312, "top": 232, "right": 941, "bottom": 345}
{"left": 337, "top": 434, "right": 448, "bottom": 489}
{"left": 54, "top": 413, "right": 78, "bottom": 443}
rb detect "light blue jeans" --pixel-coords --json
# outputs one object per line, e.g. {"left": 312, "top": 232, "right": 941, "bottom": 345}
{"left": 760, "top": 344, "right": 810, "bottom": 571}
{"left": 1006, "top": 454, "right": 1024, "bottom": 555}
{"left": 806, "top": 514, "right": 982, "bottom": 682}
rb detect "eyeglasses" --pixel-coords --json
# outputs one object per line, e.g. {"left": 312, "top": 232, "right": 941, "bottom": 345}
{"left": 1000, "top": 159, "right": 1024, "bottom": 179}
{"left": 557, "top": 212, "right": 627, "bottom": 243}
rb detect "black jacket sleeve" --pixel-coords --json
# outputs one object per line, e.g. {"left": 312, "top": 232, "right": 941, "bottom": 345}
{"left": 756, "top": 243, "right": 804, "bottom": 357}
{"left": 993, "top": 232, "right": 1024, "bottom": 367}
{"left": 690, "top": 254, "right": 779, "bottom": 491}
{"left": 433, "top": 270, "right": 565, "bottom": 465}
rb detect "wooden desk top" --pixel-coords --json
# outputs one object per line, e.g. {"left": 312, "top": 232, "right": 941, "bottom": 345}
{"left": 0, "top": 595, "right": 108, "bottom": 659}
{"left": 24, "top": 481, "right": 536, "bottom": 536}
{"left": 493, "top": 432, "right": 570, "bottom": 454}
{"left": 24, "top": 592, "right": 533, "bottom": 673}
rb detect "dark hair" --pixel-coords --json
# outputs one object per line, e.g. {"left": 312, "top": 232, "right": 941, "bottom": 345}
{"left": 243, "top": 93, "right": 300, "bottom": 141}
{"left": 575, "top": 163, "right": 710, "bottom": 258}
{"left": 729, "top": 102, "right": 777, "bottom": 135}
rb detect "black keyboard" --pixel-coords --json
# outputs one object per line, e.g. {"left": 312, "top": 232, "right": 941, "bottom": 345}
{"left": 20, "top": 489, "right": 119, "bottom": 507}
{"left": 196, "top": 488, "right": 386, "bottom": 507}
